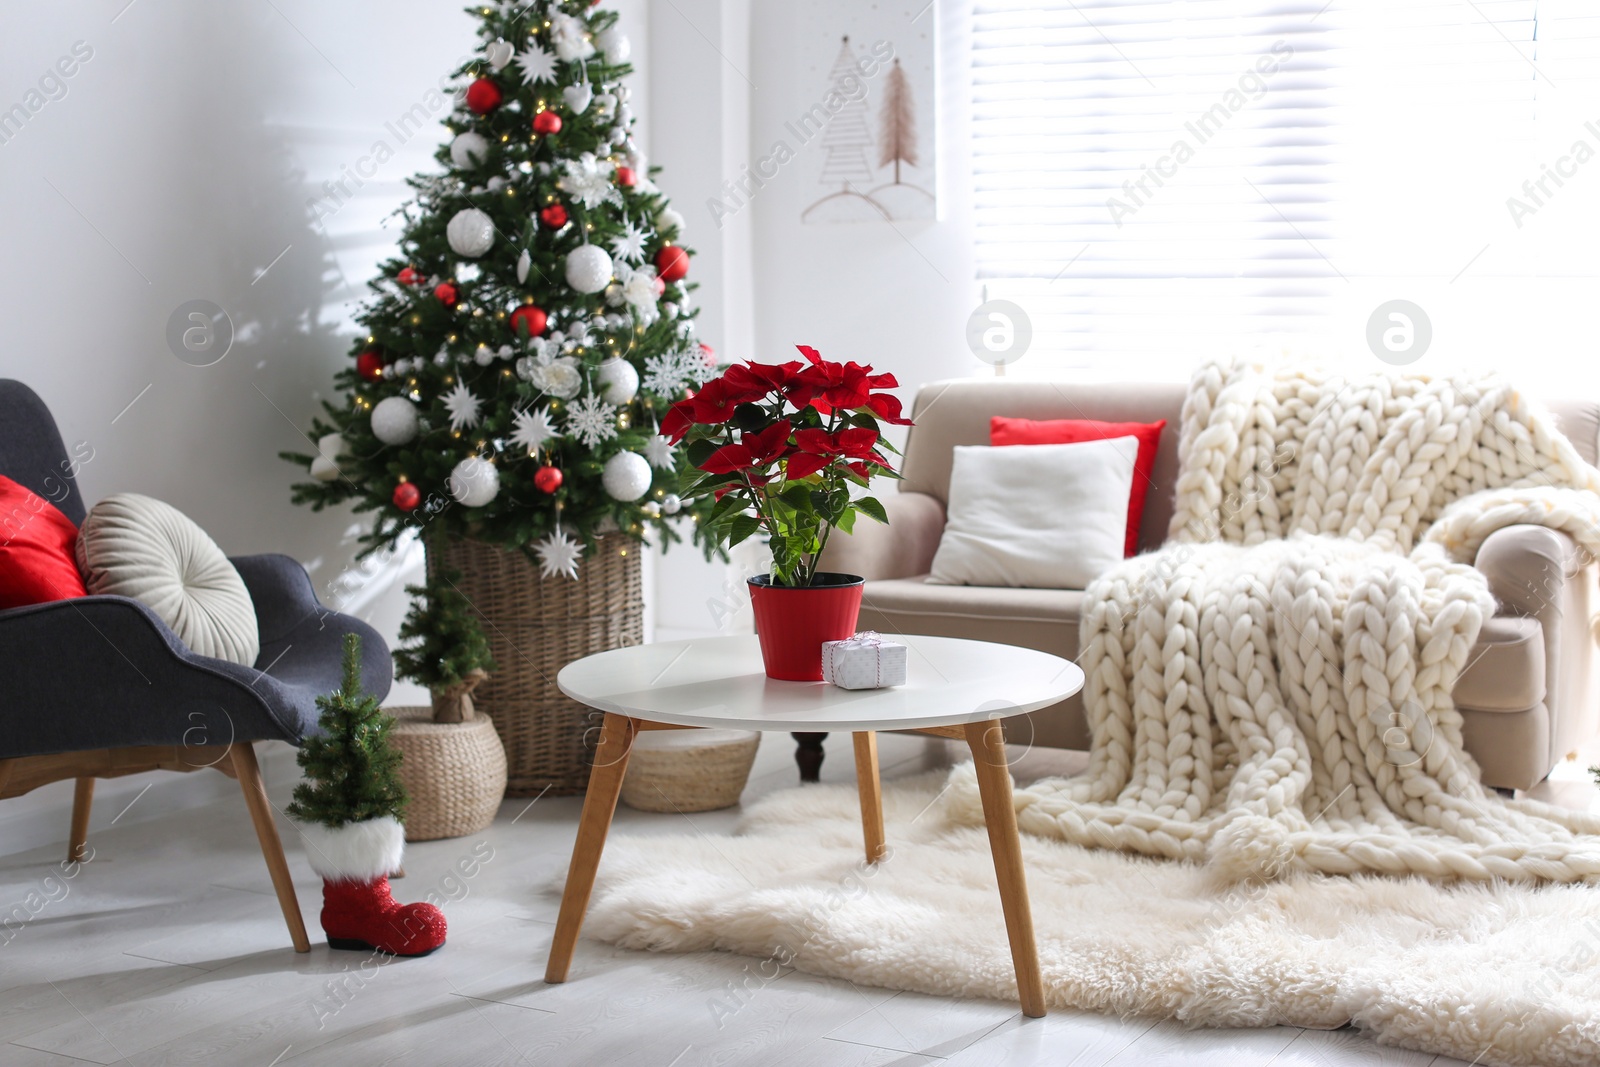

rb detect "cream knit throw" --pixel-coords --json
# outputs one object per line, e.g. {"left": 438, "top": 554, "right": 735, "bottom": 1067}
{"left": 979, "top": 360, "right": 1600, "bottom": 883}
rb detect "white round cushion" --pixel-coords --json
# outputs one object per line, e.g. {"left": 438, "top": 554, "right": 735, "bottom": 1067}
{"left": 75, "top": 493, "right": 260, "bottom": 666}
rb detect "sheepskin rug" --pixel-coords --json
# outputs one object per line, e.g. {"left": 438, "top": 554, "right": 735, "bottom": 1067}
{"left": 579, "top": 768, "right": 1600, "bottom": 1067}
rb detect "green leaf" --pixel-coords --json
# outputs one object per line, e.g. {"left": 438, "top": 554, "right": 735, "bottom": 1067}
{"left": 855, "top": 496, "right": 889, "bottom": 524}
{"left": 686, "top": 439, "right": 719, "bottom": 468}
{"left": 727, "top": 512, "right": 763, "bottom": 547}
{"left": 836, "top": 507, "right": 858, "bottom": 535}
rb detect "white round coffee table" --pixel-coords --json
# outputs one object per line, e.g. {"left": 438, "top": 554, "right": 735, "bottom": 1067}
{"left": 544, "top": 634, "right": 1084, "bottom": 1018}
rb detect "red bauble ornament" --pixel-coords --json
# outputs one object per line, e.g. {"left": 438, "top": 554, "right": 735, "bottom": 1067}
{"left": 534, "top": 466, "right": 563, "bottom": 494}
{"left": 397, "top": 266, "right": 420, "bottom": 286}
{"left": 539, "top": 203, "right": 569, "bottom": 229}
{"left": 434, "top": 281, "right": 459, "bottom": 307}
{"left": 510, "top": 304, "right": 548, "bottom": 338}
{"left": 532, "top": 110, "right": 563, "bottom": 136}
{"left": 392, "top": 481, "right": 421, "bottom": 512}
{"left": 615, "top": 166, "right": 636, "bottom": 187}
{"left": 655, "top": 244, "right": 689, "bottom": 283}
{"left": 465, "top": 77, "right": 502, "bottom": 115}
{"left": 355, "top": 349, "right": 385, "bottom": 382}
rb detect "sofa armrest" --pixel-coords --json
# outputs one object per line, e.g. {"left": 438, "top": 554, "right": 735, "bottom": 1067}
{"left": 818, "top": 491, "right": 946, "bottom": 581}
{"left": 1474, "top": 524, "right": 1585, "bottom": 618}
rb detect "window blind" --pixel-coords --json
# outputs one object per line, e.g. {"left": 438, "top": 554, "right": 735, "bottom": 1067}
{"left": 971, "top": 0, "right": 1600, "bottom": 385}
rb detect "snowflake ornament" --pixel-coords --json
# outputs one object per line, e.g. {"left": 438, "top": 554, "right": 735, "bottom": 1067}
{"left": 609, "top": 223, "right": 649, "bottom": 264}
{"left": 511, "top": 405, "right": 561, "bottom": 454}
{"left": 644, "top": 434, "right": 676, "bottom": 470}
{"left": 535, "top": 526, "right": 584, "bottom": 580}
{"left": 643, "top": 351, "right": 692, "bottom": 397}
{"left": 565, "top": 391, "right": 619, "bottom": 450}
{"left": 557, "top": 153, "right": 617, "bottom": 210}
{"left": 516, "top": 44, "right": 558, "bottom": 85}
{"left": 442, "top": 381, "right": 483, "bottom": 431}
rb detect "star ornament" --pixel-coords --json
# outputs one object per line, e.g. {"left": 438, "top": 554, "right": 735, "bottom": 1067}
{"left": 609, "top": 223, "right": 649, "bottom": 264}
{"left": 443, "top": 380, "right": 483, "bottom": 431}
{"left": 516, "top": 44, "right": 558, "bottom": 86}
{"left": 512, "top": 405, "right": 561, "bottom": 455}
{"left": 644, "top": 434, "right": 676, "bottom": 470}
{"left": 535, "top": 527, "right": 584, "bottom": 580}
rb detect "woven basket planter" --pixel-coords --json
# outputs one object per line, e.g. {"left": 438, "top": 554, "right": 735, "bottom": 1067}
{"left": 621, "top": 729, "right": 761, "bottom": 813}
{"left": 427, "top": 534, "right": 642, "bottom": 796}
{"left": 389, "top": 707, "right": 508, "bottom": 841}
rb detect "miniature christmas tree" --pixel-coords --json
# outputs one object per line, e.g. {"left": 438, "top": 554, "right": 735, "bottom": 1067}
{"left": 877, "top": 59, "right": 918, "bottom": 184}
{"left": 287, "top": 634, "right": 407, "bottom": 829}
{"left": 393, "top": 572, "right": 496, "bottom": 723}
{"left": 283, "top": 1, "right": 718, "bottom": 577}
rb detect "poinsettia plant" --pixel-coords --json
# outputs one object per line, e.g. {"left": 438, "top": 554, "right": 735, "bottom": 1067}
{"left": 663, "top": 345, "right": 912, "bottom": 587}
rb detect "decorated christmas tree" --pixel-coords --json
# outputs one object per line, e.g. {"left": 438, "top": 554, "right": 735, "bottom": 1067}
{"left": 393, "top": 572, "right": 496, "bottom": 723}
{"left": 287, "top": 634, "right": 407, "bottom": 828}
{"left": 284, "top": 0, "right": 716, "bottom": 578}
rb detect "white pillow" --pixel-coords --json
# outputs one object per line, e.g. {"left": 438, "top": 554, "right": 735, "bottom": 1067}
{"left": 76, "top": 493, "right": 260, "bottom": 666}
{"left": 927, "top": 437, "right": 1140, "bottom": 589}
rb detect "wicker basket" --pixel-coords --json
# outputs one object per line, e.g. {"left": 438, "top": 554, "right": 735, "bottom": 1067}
{"left": 621, "top": 729, "right": 761, "bottom": 813}
{"left": 388, "top": 707, "right": 508, "bottom": 841}
{"left": 427, "top": 534, "right": 642, "bottom": 796}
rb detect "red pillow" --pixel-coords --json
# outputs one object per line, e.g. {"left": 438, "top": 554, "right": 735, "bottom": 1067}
{"left": 0, "top": 475, "right": 90, "bottom": 609}
{"left": 990, "top": 416, "right": 1166, "bottom": 557}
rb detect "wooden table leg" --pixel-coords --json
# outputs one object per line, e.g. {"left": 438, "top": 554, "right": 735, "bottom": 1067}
{"left": 68, "top": 777, "right": 94, "bottom": 863}
{"left": 545, "top": 713, "right": 639, "bottom": 984}
{"left": 964, "top": 719, "right": 1045, "bottom": 1018}
{"left": 852, "top": 732, "right": 886, "bottom": 864}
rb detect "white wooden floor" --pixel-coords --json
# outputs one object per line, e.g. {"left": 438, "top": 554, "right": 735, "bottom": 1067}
{"left": 6, "top": 728, "right": 1587, "bottom": 1067}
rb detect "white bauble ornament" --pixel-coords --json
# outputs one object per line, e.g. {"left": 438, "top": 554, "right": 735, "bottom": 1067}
{"left": 448, "top": 456, "right": 500, "bottom": 507}
{"left": 516, "top": 248, "right": 531, "bottom": 283}
{"left": 640, "top": 500, "right": 661, "bottom": 518}
{"left": 661, "top": 493, "right": 682, "bottom": 515}
{"left": 594, "top": 357, "right": 639, "bottom": 405}
{"left": 563, "top": 83, "right": 594, "bottom": 115}
{"left": 597, "top": 28, "right": 631, "bottom": 65}
{"left": 450, "top": 131, "right": 490, "bottom": 169}
{"left": 446, "top": 208, "right": 496, "bottom": 258}
{"left": 474, "top": 344, "right": 496, "bottom": 366}
{"left": 657, "top": 206, "right": 686, "bottom": 234}
{"left": 601, "top": 451, "right": 652, "bottom": 501}
{"left": 485, "top": 39, "right": 515, "bottom": 71}
{"left": 565, "top": 244, "right": 614, "bottom": 294}
{"left": 370, "top": 396, "right": 419, "bottom": 445}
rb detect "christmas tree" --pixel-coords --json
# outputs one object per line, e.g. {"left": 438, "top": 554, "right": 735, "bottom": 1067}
{"left": 818, "top": 37, "right": 875, "bottom": 190}
{"left": 287, "top": 634, "right": 407, "bottom": 829}
{"left": 393, "top": 572, "right": 496, "bottom": 723}
{"left": 877, "top": 59, "right": 918, "bottom": 184}
{"left": 283, "top": 1, "right": 717, "bottom": 577}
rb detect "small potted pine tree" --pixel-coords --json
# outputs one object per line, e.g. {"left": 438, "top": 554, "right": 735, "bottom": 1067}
{"left": 388, "top": 575, "right": 508, "bottom": 840}
{"left": 288, "top": 634, "right": 447, "bottom": 956}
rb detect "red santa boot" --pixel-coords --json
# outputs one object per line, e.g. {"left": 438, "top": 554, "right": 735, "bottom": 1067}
{"left": 299, "top": 816, "right": 447, "bottom": 957}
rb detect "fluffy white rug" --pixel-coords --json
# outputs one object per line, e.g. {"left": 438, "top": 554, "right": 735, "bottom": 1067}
{"left": 580, "top": 769, "right": 1600, "bottom": 1067}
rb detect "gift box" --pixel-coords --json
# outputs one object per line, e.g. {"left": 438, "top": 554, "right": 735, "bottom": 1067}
{"left": 821, "top": 632, "right": 907, "bottom": 690}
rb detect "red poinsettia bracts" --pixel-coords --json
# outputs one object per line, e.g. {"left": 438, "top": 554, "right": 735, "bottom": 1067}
{"left": 670, "top": 346, "right": 911, "bottom": 587}
{"left": 700, "top": 419, "right": 792, "bottom": 474}
{"left": 785, "top": 427, "right": 880, "bottom": 480}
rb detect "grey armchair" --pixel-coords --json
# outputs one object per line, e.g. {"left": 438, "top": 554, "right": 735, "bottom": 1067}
{"left": 0, "top": 379, "right": 392, "bottom": 952}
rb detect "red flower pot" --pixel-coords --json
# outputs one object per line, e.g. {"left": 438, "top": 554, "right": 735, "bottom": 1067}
{"left": 748, "top": 573, "right": 865, "bottom": 681}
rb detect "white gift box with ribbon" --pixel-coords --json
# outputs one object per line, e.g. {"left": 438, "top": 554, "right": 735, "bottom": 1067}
{"left": 821, "top": 631, "right": 908, "bottom": 690}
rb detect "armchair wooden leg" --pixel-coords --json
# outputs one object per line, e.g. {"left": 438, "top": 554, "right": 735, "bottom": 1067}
{"left": 68, "top": 778, "right": 94, "bottom": 863}
{"left": 230, "top": 743, "right": 311, "bottom": 953}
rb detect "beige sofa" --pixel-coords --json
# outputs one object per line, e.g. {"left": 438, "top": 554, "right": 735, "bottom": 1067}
{"left": 818, "top": 377, "right": 1600, "bottom": 791}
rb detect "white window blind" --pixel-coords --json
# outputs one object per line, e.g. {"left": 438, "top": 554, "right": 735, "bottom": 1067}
{"left": 972, "top": 0, "right": 1600, "bottom": 386}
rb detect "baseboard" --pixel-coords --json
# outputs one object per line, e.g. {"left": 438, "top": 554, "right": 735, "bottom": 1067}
{"left": 0, "top": 741, "right": 301, "bottom": 860}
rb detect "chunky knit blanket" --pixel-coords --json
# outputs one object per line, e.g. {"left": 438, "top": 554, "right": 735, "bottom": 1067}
{"left": 986, "top": 360, "right": 1600, "bottom": 883}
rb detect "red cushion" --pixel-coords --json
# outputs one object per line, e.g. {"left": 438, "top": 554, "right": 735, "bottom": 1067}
{"left": 989, "top": 417, "right": 1167, "bottom": 557}
{"left": 0, "top": 475, "right": 90, "bottom": 609}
